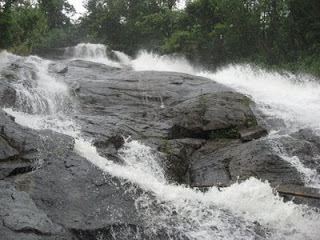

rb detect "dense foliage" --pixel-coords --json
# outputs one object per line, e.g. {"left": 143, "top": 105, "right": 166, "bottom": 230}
{"left": 81, "top": 0, "right": 320, "bottom": 74}
{"left": 0, "top": 0, "right": 319, "bottom": 76}
{"left": 0, "top": 0, "right": 77, "bottom": 54}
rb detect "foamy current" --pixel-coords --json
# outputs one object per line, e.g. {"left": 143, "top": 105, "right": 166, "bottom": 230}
{"left": 1, "top": 44, "right": 319, "bottom": 240}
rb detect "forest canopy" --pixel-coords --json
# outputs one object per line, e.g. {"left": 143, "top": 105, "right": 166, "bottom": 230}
{"left": 0, "top": 0, "right": 319, "bottom": 75}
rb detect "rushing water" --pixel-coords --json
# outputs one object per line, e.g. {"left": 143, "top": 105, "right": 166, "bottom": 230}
{"left": 130, "top": 50, "right": 320, "bottom": 188}
{"left": 0, "top": 44, "right": 320, "bottom": 240}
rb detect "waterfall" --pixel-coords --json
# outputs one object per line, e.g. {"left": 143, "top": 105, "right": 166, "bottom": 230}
{"left": 1, "top": 45, "right": 320, "bottom": 240}
{"left": 64, "top": 43, "right": 126, "bottom": 68}
{"left": 130, "top": 51, "right": 320, "bottom": 188}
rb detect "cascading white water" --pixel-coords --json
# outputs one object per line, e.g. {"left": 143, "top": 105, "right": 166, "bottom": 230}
{"left": 0, "top": 51, "right": 12, "bottom": 70}
{"left": 15, "top": 56, "right": 71, "bottom": 115}
{"left": 131, "top": 50, "right": 196, "bottom": 74}
{"left": 130, "top": 51, "right": 320, "bottom": 188}
{"left": 201, "top": 65, "right": 320, "bottom": 132}
{"left": 113, "top": 50, "right": 132, "bottom": 66}
{"left": 1, "top": 45, "right": 320, "bottom": 240}
{"left": 65, "top": 43, "right": 124, "bottom": 68}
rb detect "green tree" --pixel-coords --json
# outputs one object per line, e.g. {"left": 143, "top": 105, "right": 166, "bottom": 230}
{"left": 38, "top": 0, "right": 74, "bottom": 28}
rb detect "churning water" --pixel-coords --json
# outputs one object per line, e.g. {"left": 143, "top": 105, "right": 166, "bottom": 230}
{"left": 130, "top": 51, "right": 320, "bottom": 188}
{"left": 1, "top": 44, "right": 320, "bottom": 240}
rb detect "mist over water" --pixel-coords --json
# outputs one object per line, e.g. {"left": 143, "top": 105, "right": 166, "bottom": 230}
{"left": 1, "top": 44, "right": 320, "bottom": 239}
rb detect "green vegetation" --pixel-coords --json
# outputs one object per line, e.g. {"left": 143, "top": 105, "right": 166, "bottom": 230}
{"left": 0, "top": 0, "right": 76, "bottom": 54}
{"left": 80, "top": 0, "right": 320, "bottom": 76}
{"left": 0, "top": 0, "right": 319, "bottom": 76}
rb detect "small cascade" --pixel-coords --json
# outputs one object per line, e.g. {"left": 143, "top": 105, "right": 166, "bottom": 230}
{"left": 3, "top": 55, "right": 71, "bottom": 115}
{"left": 65, "top": 43, "right": 108, "bottom": 59}
{"left": 65, "top": 43, "right": 125, "bottom": 67}
{"left": 113, "top": 50, "right": 132, "bottom": 66}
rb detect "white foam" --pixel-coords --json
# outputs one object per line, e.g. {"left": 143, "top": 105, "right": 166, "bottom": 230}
{"left": 6, "top": 99, "right": 319, "bottom": 239}
{"left": 65, "top": 43, "right": 122, "bottom": 68}
{"left": 73, "top": 139, "right": 320, "bottom": 240}
{"left": 130, "top": 51, "right": 320, "bottom": 188}
{"left": 201, "top": 65, "right": 320, "bottom": 131}
{"left": 113, "top": 50, "right": 132, "bottom": 66}
{"left": 2, "top": 47, "right": 320, "bottom": 240}
{"left": 131, "top": 51, "right": 196, "bottom": 74}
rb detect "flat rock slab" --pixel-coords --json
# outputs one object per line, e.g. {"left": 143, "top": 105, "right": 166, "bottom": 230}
{"left": 277, "top": 184, "right": 320, "bottom": 199}
{"left": 276, "top": 184, "right": 320, "bottom": 208}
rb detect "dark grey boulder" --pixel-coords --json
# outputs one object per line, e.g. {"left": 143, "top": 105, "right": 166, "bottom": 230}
{"left": 189, "top": 138, "right": 305, "bottom": 187}
{"left": 0, "top": 181, "right": 63, "bottom": 235}
{"left": 240, "top": 126, "right": 268, "bottom": 142}
{"left": 63, "top": 60, "right": 260, "bottom": 163}
{"left": 279, "top": 129, "right": 320, "bottom": 173}
{"left": 158, "top": 138, "right": 205, "bottom": 183}
{"left": 168, "top": 92, "right": 257, "bottom": 139}
{"left": 0, "top": 109, "right": 148, "bottom": 239}
{"left": 63, "top": 60, "right": 242, "bottom": 141}
{"left": 188, "top": 128, "right": 320, "bottom": 207}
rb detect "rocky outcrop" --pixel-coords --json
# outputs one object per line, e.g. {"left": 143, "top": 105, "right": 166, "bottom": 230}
{"left": 62, "top": 60, "right": 261, "bottom": 147}
{"left": 0, "top": 56, "right": 319, "bottom": 240}
{"left": 0, "top": 109, "right": 148, "bottom": 240}
{"left": 60, "top": 60, "right": 320, "bottom": 202}
{"left": 189, "top": 138, "right": 305, "bottom": 187}
{"left": 280, "top": 129, "right": 320, "bottom": 173}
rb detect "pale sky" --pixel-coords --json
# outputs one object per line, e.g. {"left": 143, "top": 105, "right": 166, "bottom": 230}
{"left": 67, "top": 0, "right": 186, "bottom": 19}
{"left": 68, "top": 0, "right": 86, "bottom": 19}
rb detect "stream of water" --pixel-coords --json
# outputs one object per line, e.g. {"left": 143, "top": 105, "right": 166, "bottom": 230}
{"left": 0, "top": 44, "right": 320, "bottom": 239}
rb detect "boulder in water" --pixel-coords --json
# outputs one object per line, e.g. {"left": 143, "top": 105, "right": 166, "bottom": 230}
{"left": 0, "top": 109, "right": 147, "bottom": 239}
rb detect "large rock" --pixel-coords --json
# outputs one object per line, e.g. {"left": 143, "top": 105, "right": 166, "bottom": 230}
{"left": 279, "top": 129, "right": 320, "bottom": 173}
{"left": 61, "top": 60, "right": 319, "bottom": 192}
{"left": 158, "top": 138, "right": 206, "bottom": 183}
{"left": 1, "top": 55, "right": 319, "bottom": 240}
{"left": 0, "top": 110, "right": 42, "bottom": 180}
{"left": 0, "top": 181, "right": 65, "bottom": 239}
{"left": 0, "top": 109, "right": 150, "bottom": 240}
{"left": 188, "top": 128, "right": 320, "bottom": 207}
{"left": 189, "top": 138, "right": 305, "bottom": 187}
{"left": 168, "top": 92, "right": 257, "bottom": 139}
{"left": 60, "top": 60, "right": 276, "bottom": 187}
{"left": 62, "top": 60, "right": 251, "bottom": 140}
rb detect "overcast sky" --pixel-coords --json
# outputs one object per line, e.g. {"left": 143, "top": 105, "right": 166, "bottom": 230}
{"left": 68, "top": 0, "right": 86, "bottom": 18}
{"left": 67, "top": 0, "right": 186, "bottom": 19}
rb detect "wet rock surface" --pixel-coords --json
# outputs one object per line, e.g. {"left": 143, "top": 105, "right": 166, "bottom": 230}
{"left": 189, "top": 138, "right": 305, "bottom": 187}
{"left": 62, "top": 60, "right": 320, "bottom": 204}
{"left": 0, "top": 109, "right": 149, "bottom": 240}
{"left": 0, "top": 57, "right": 319, "bottom": 239}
